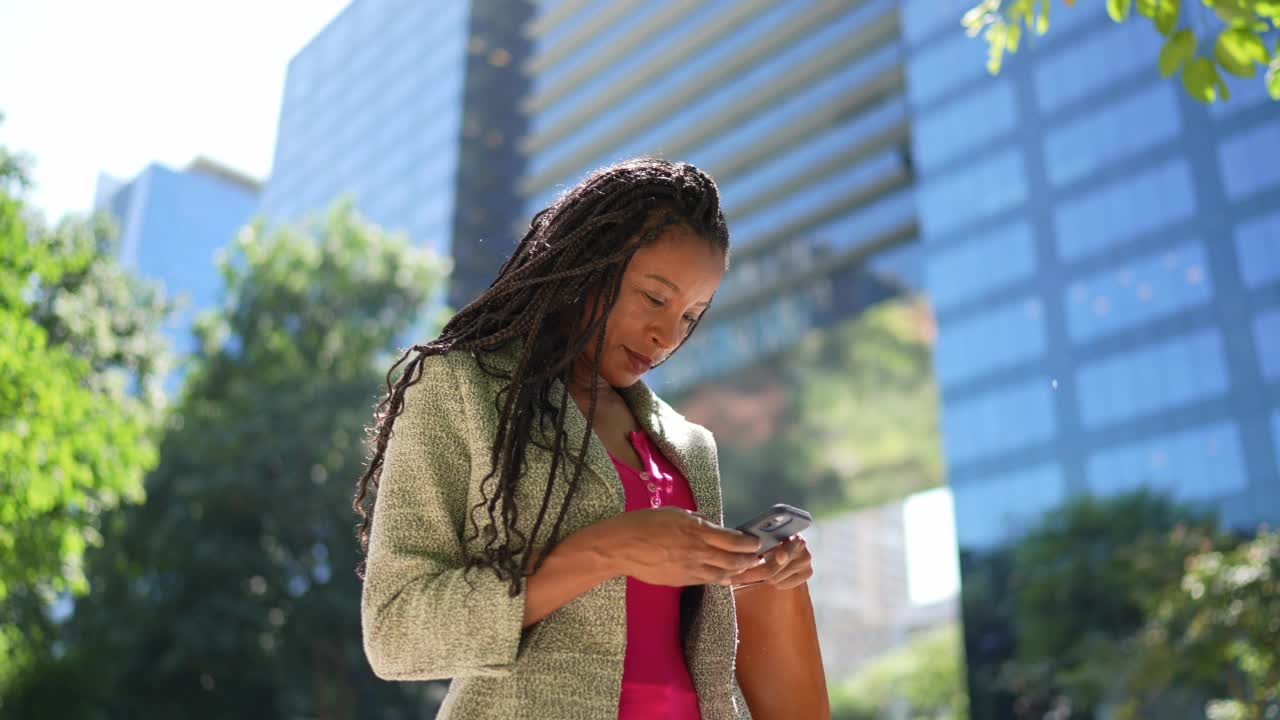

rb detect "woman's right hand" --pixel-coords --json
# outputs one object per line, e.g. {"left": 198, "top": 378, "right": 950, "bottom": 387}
{"left": 595, "top": 507, "right": 766, "bottom": 587}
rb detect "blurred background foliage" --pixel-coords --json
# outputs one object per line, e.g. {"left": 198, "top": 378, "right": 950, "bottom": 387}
{"left": 678, "top": 296, "right": 942, "bottom": 527}
{"left": 1, "top": 131, "right": 452, "bottom": 718}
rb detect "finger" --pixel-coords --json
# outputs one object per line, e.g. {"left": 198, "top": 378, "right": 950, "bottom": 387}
{"left": 718, "top": 564, "right": 769, "bottom": 586}
{"left": 770, "top": 558, "right": 813, "bottom": 588}
{"left": 723, "top": 545, "right": 794, "bottom": 584}
{"left": 699, "top": 549, "right": 766, "bottom": 573}
{"left": 699, "top": 561, "right": 759, "bottom": 585}
{"left": 700, "top": 526, "right": 764, "bottom": 554}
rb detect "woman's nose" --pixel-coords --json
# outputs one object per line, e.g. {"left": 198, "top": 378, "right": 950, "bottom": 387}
{"left": 651, "top": 315, "right": 681, "bottom": 350}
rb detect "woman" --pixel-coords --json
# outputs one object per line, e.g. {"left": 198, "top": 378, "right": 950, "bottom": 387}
{"left": 355, "top": 158, "right": 823, "bottom": 719}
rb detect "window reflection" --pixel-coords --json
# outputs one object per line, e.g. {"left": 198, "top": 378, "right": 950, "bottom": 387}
{"left": 1255, "top": 308, "right": 1280, "bottom": 381}
{"left": 1043, "top": 82, "right": 1181, "bottom": 187}
{"left": 900, "top": 0, "right": 974, "bottom": 44}
{"left": 1076, "top": 328, "right": 1229, "bottom": 429}
{"left": 918, "top": 148, "right": 1027, "bottom": 239}
{"left": 1065, "top": 241, "right": 1213, "bottom": 342}
{"left": 1033, "top": 20, "right": 1162, "bottom": 112}
{"left": 905, "top": 31, "right": 987, "bottom": 109}
{"left": 912, "top": 80, "right": 1017, "bottom": 175}
{"left": 942, "top": 378, "right": 1056, "bottom": 466}
{"left": 1217, "top": 119, "right": 1280, "bottom": 201}
{"left": 1054, "top": 158, "right": 1195, "bottom": 262}
{"left": 952, "top": 464, "right": 1065, "bottom": 549}
{"left": 926, "top": 221, "right": 1036, "bottom": 311}
{"left": 1086, "top": 421, "right": 1247, "bottom": 500}
{"left": 1235, "top": 210, "right": 1280, "bottom": 289}
{"left": 936, "top": 297, "right": 1046, "bottom": 387}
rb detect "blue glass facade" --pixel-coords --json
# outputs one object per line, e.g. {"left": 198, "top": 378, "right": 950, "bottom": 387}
{"left": 905, "top": 1, "right": 1280, "bottom": 715}
{"left": 97, "top": 160, "right": 259, "bottom": 365}
{"left": 262, "top": 0, "right": 531, "bottom": 310}
{"left": 522, "top": 0, "right": 919, "bottom": 392}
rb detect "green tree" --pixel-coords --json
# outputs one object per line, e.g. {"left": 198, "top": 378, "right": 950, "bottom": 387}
{"left": 2, "top": 203, "right": 450, "bottom": 719}
{"left": 830, "top": 622, "right": 970, "bottom": 720}
{"left": 0, "top": 129, "right": 174, "bottom": 694}
{"left": 1115, "top": 528, "right": 1280, "bottom": 720}
{"left": 962, "top": 0, "right": 1280, "bottom": 102}
{"left": 995, "top": 491, "right": 1232, "bottom": 718}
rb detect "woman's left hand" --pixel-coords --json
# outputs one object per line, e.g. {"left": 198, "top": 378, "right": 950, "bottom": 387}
{"left": 719, "top": 534, "right": 812, "bottom": 591}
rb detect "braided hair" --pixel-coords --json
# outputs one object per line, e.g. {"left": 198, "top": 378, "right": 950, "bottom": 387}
{"left": 354, "top": 158, "right": 730, "bottom": 595}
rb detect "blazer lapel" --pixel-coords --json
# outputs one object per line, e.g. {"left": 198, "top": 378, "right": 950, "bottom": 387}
{"left": 476, "top": 343, "right": 717, "bottom": 521}
{"left": 551, "top": 375, "right": 627, "bottom": 511}
{"left": 475, "top": 343, "right": 625, "bottom": 511}
{"left": 619, "top": 379, "right": 722, "bottom": 525}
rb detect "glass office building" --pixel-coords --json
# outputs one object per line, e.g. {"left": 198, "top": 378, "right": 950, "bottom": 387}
{"left": 261, "top": 0, "right": 531, "bottom": 310}
{"left": 904, "top": 1, "right": 1280, "bottom": 714}
{"left": 520, "top": 0, "right": 962, "bottom": 697}
{"left": 97, "top": 158, "right": 260, "bottom": 371}
{"left": 520, "top": 0, "right": 922, "bottom": 392}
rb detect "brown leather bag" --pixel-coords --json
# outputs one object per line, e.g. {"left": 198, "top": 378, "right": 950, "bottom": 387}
{"left": 733, "top": 581, "right": 831, "bottom": 719}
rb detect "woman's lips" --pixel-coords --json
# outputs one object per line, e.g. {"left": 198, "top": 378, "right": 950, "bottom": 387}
{"left": 623, "top": 347, "right": 652, "bottom": 373}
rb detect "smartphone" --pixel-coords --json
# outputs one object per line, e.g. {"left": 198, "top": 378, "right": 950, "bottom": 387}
{"left": 734, "top": 503, "right": 811, "bottom": 555}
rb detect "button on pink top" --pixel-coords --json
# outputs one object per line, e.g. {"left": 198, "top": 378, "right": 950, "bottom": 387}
{"left": 608, "top": 430, "right": 703, "bottom": 720}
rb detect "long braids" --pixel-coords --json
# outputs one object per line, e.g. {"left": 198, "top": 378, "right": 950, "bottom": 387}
{"left": 353, "top": 158, "right": 730, "bottom": 595}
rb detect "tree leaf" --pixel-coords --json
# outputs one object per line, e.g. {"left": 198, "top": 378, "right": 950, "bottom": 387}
{"left": 1182, "top": 56, "right": 1224, "bottom": 103}
{"left": 1267, "top": 59, "right": 1280, "bottom": 100}
{"left": 1135, "top": 0, "right": 1157, "bottom": 18}
{"left": 1154, "top": 0, "right": 1179, "bottom": 35}
{"left": 1107, "top": 0, "right": 1132, "bottom": 22}
{"left": 1255, "top": 0, "right": 1280, "bottom": 19}
{"left": 1159, "top": 29, "right": 1197, "bottom": 77}
{"left": 1036, "top": 0, "right": 1050, "bottom": 34}
{"left": 1214, "top": 28, "right": 1267, "bottom": 78}
{"left": 985, "top": 22, "right": 1009, "bottom": 74}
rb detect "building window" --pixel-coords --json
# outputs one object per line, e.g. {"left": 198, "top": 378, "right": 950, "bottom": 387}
{"left": 942, "top": 377, "right": 1057, "bottom": 466}
{"left": 913, "top": 80, "right": 1018, "bottom": 175}
{"left": 1053, "top": 157, "right": 1195, "bottom": 262}
{"left": 1254, "top": 307, "right": 1280, "bottom": 381}
{"left": 1043, "top": 81, "right": 1181, "bottom": 187}
{"left": 1075, "top": 328, "right": 1229, "bottom": 430}
{"left": 1065, "top": 240, "right": 1213, "bottom": 343}
{"left": 1033, "top": 20, "right": 1163, "bottom": 113}
{"left": 1086, "top": 421, "right": 1247, "bottom": 501}
{"left": 918, "top": 148, "right": 1028, "bottom": 240}
{"left": 906, "top": 31, "right": 988, "bottom": 109}
{"left": 936, "top": 296, "right": 1047, "bottom": 388}
{"left": 952, "top": 464, "right": 1065, "bottom": 549}
{"left": 1235, "top": 209, "right": 1280, "bottom": 289}
{"left": 901, "top": 0, "right": 974, "bottom": 45}
{"left": 1218, "top": 118, "right": 1280, "bottom": 201}
{"left": 926, "top": 220, "right": 1036, "bottom": 311}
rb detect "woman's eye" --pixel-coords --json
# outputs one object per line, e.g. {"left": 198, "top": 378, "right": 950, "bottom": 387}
{"left": 643, "top": 293, "right": 664, "bottom": 307}
{"left": 683, "top": 314, "right": 699, "bottom": 325}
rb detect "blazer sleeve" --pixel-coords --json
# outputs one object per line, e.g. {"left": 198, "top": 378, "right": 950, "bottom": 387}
{"left": 360, "top": 354, "right": 528, "bottom": 680}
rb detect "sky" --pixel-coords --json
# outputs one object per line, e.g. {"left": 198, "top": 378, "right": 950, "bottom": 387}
{"left": 0, "top": 0, "right": 351, "bottom": 223}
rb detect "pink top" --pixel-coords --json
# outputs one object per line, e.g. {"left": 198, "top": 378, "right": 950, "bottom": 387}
{"left": 608, "top": 430, "right": 703, "bottom": 720}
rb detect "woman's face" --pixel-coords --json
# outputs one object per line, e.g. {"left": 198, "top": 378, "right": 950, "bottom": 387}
{"left": 579, "top": 224, "right": 725, "bottom": 388}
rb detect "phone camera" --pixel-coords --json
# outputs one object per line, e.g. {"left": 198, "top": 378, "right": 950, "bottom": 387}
{"left": 761, "top": 514, "right": 791, "bottom": 532}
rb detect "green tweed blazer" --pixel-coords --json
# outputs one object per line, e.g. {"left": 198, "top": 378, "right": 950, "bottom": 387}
{"left": 361, "top": 345, "right": 753, "bottom": 719}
